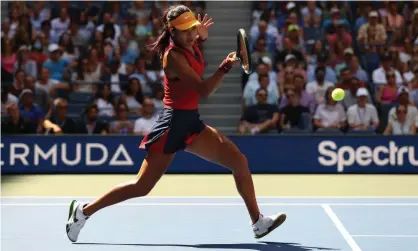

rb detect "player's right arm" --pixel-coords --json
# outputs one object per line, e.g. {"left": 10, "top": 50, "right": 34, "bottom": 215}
{"left": 164, "top": 50, "right": 236, "bottom": 97}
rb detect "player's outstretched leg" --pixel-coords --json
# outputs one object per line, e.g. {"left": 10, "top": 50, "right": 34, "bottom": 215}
{"left": 185, "top": 126, "right": 286, "bottom": 239}
{"left": 66, "top": 151, "right": 174, "bottom": 242}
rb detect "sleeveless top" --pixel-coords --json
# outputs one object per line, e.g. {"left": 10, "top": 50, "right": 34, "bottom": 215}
{"left": 163, "top": 41, "right": 205, "bottom": 110}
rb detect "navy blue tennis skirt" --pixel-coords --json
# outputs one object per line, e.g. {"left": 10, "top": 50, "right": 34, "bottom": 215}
{"left": 139, "top": 108, "right": 206, "bottom": 154}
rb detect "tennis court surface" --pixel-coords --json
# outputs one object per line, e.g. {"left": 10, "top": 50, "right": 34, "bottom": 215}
{"left": 2, "top": 196, "right": 418, "bottom": 251}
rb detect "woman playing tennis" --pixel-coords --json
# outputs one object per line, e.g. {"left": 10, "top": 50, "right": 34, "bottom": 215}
{"left": 66, "top": 5, "right": 286, "bottom": 242}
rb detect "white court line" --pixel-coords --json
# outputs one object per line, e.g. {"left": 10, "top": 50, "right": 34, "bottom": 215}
{"left": 322, "top": 204, "right": 362, "bottom": 251}
{"left": 352, "top": 235, "right": 418, "bottom": 238}
{"left": 2, "top": 196, "right": 418, "bottom": 199}
{"left": 2, "top": 203, "right": 418, "bottom": 207}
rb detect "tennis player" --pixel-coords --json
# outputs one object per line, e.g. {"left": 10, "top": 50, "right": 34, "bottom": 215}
{"left": 66, "top": 5, "right": 286, "bottom": 242}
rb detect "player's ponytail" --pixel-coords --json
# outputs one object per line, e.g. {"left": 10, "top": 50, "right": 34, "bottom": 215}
{"left": 147, "top": 5, "right": 191, "bottom": 59}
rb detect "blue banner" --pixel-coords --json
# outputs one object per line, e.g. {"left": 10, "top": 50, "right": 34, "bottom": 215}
{"left": 1, "top": 136, "right": 417, "bottom": 174}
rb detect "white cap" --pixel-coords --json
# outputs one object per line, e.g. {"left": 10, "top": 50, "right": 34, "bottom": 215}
{"left": 369, "top": 11, "right": 378, "bottom": 17}
{"left": 344, "top": 48, "right": 354, "bottom": 55}
{"left": 287, "top": 2, "right": 296, "bottom": 10}
{"left": 261, "top": 56, "right": 272, "bottom": 66}
{"left": 48, "top": 44, "right": 60, "bottom": 53}
{"left": 398, "top": 86, "right": 410, "bottom": 95}
{"left": 356, "top": 88, "right": 368, "bottom": 97}
{"left": 285, "top": 54, "right": 296, "bottom": 62}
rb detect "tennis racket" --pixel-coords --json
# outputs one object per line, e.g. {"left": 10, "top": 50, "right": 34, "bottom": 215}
{"left": 234, "top": 29, "right": 252, "bottom": 74}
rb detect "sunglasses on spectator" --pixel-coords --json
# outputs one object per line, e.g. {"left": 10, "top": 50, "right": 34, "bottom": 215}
{"left": 397, "top": 109, "right": 407, "bottom": 114}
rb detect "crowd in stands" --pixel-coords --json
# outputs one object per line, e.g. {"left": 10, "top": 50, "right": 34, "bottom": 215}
{"left": 240, "top": 1, "right": 418, "bottom": 135}
{"left": 1, "top": 1, "right": 205, "bottom": 135}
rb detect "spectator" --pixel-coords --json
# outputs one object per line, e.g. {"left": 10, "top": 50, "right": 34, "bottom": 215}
{"left": 8, "top": 69, "right": 26, "bottom": 97}
{"left": 307, "top": 53, "right": 337, "bottom": 83}
{"left": 1, "top": 37, "right": 17, "bottom": 74}
{"left": 76, "top": 104, "right": 109, "bottom": 135}
{"left": 124, "top": 77, "right": 144, "bottom": 115}
{"left": 376, "top": 71, "right": 398, "bottom": 104}
{"left": 277, "top": 54, "right": 306, "bottom": 86}
{"left": 96, "top": 11, "right": 122, "bottom": 42}
{"left": 335, "top": 48, "right": 354, "bottom": 76}
{"left": 349, "top": 55, "right": 369, "bottom": 84}
{"left": 384, "top": 104, "right": 416, "bottom": 135}
{"left": 357, "top": 11, "right": 387, "bottom": 53}
{"left": 14, "top": 45, "right": 38, "bottom": 79}
{"left": 247, "top": 62, "right": 276, "bottom": 88}
{"left": 251, "top": 37, "right": 274, "bottom": 71}
{"left": 279, "top": 90, "right": 310, "bottom": 131}
{"left": 313, "top": 87, "right": 346, "bottom": 132}
{"left": 25, "top": 75, "right": 50, "bottom": 114}
{"left": 71, "top": 11, "right": 96, "bottom": 48}
{"left": 43, "top": 44, "right": 74, "bottom": 81}
{"left": 110, "top": 102, "right": 134, "bottom": 135}
{"left": 50, "top": 7, "right": 71, "bottom": 43}
{"left": 36, "top": 68, "right": 68, "bottom": 96}
{"left": 327, "top": 21, "right": 352, "bottom": 64}
{"left": 301, "top": 1, "right": 322, "bottom": 28}
{"left": 58, "top": 32, "right": 78, "bottom": 61}
{"left": 95, "top": 83, "right": 115, "bottom": 117}
{"left": 29, "top": 35, "right": 48, "bottom": 75}
{"left": 336, "top": 67, "right": 366, "bottom": 90}
{"left": 101, "top": 59, "right": 129, "bottom": 93}
{"left": 151, "top": 84, "right": 164, "bottom": 113}
{"left": 384, "top": 2, "right": 405, "bottom": 45}
{"left": 306, "top": 40, "right": 324, "bottom": 67}
{"left": 43, "top": 98, "right": 77, "bottom": 134}
{"left": 388, "top": 87, "right": 418, "bottom": 128}
{"left": 134, "top": 98, "right": 158, "bottom": 136}
{"left": 280, "top": 74, "right": 316, "bottom": 113}
{"left": 372, "top": 52, "right": 403, "bottom": 86}
{"left": 347, "top": 88, "right": 379, "bottom": 132}
{"left": 250, "top": 20, "right": 277, "bottom": 55}
{"left": 244, "top": 74, "right": 279, "bottom": 106}
{"left": 2, "top": 102, "right": 36, "bottom": 134}
{"left": 306, "top": 66, "right": 335, "bottom": 105}
{"left": 238, "top": 88, "right": 279, "bottom": 135}
{"left": 18, "top": 89, "right": 45, "bottom": 133}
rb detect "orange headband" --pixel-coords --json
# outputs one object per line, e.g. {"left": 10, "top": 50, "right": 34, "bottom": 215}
{"left": 168, "top": 12, "right": 200, "bottom": 31}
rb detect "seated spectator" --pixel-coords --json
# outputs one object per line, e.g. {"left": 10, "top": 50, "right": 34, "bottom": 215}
{"left": 335, "top": 48, "right": 354, "bottom": 76}
{"left": 339, "top": 77, "right": 371, "bottom": 110}
{"left": 349, "top": 55, "right": 369, "bottom": 84}
{"left": 238, "top": 88, "right": 279, "bottom": 135}
{"left": 50, "top": 7, "right": 71, "bottom": 44}
{"left": 110, "top": 103, "right": 134, "bottom": 135}
{"left": 58, "top": 32, "right": 78, "bottom": 61}
{"left": 95, "top": 83, "right": 115, "bottom": 117}
{"left": 384, "top": 104, "right": 416, "bottom": 135}
{"left": 43, "top": 44, "right": 74, "bottom": 81}
{"left": 69, "top": 57, "right": 95, "bottom": 93}
{"left": 279, "top": 90, "right": 310, "bottom": 131}
{"left": 301, "top": 1, "right": 322, "bottom": 28}
{"left": 376, "top": 72, "right": 398, "bottom": 104}
{"left": 280, "top": 74, "right": 316, "bottom": 113}
{"left": 36, "top": 67, "right": 68, "bottom": 96}
{"left": 307, "top": 53, "right": 337, "bottom": 83}
{"left": 76, "top": 104, "right": 109, "bottom": 135}
{"left": 2, "top": 102, "right": 36, "bottom": 134}
{"left": 244, "top": 74, "right": 279, "bottom": 106}
{"left": 151, "top": 85, "right": 164, "bottom": 113}
{"left": 281, "top": 24, "right": 306, "bottom": 55}
{"left": 100, "top": 59, "right": 129, "bottom": 93}
{"left": 275, "top": 42, "right": 306, "bottom": 72}
{"left": 124, "top": 77, "right": 144, "bottom": 116}
{"left": 134, "top": 98, "right": 158, "bottom": 136}
{"left": 327, "top": 21, "right": 352, "bottom": 64}
{"left": 306, "top": 40, "right": 324, "bottom": 67}
{"left": 384, "top": 2, "right": 405, "bottom": 45}
{"left": 43, "top": 98, "right": 77, "bottom": 134}
{"left": 251, "top": 37, "right": 274, "bottom": 70}
{"left": 347, "top": 88, "right": 379, "bottom": 132}
{"left": 250, "top": 20, "right": 277, "bottom": 55}
{"left": 388, "top": 87, "right": 418, "bottom": 127}
{"left": 8, "top": 69, "right": 26, "bottom": 97}
{"left": 248, "top": 59, "right": 277, "bottom": 85}
{"left": 18, "top": 89, "right": 44, "bottom": 133}
{"left": 277, "top": 54, "right": 306, "bottom": 86}
{"left": 305, "top": 66, "right": 335, "bottom": 104}
{"left": 372, "top": 52, "right": 403, "bottom": 86}
{"left": 1, "top": 37, "right": 16, "bottom": 74}
{"left": 313, "top": 87, "right": 347, "bottom": 132}
{"left": 25, "top": 75, "right": 50, "bottom": 114}
{"left": 357, "top": 11, "right": 387, "bottom": 53}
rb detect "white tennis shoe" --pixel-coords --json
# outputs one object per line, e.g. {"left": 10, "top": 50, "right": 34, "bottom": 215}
{"left": 252, "top": 213, "right": 287, "bottom": 239}
{"left": 66, "top": 200, "right": 88, "bottom": 242}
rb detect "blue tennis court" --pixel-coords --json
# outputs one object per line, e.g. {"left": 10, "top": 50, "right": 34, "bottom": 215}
{"left": 2, "top": 197, "right": 418, "bottom": 251}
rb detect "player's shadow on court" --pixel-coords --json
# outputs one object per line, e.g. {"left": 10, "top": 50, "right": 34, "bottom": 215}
{"left": 75, "top": 241, "right": 338, "bottom": 250}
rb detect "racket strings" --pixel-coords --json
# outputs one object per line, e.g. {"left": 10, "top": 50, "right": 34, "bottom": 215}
{"left": 239, "top": 37, "right": 250, "bottom": 71}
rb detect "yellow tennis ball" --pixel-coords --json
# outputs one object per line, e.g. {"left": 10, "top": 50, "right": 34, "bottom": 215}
{"left": 331, "top": 88, "right": 345, "bottom": 101}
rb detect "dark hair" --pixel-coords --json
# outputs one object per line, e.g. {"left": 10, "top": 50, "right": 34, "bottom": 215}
{"left": 148, "top": 5, "right": 192, "bottom": 59}
{"left": 258, "top": 73, "right": 269, "bottom": 82}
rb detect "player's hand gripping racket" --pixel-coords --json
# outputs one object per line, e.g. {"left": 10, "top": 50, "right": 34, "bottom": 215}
{"left": 234, "top": 29, "right": 252, "bottom": 74}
